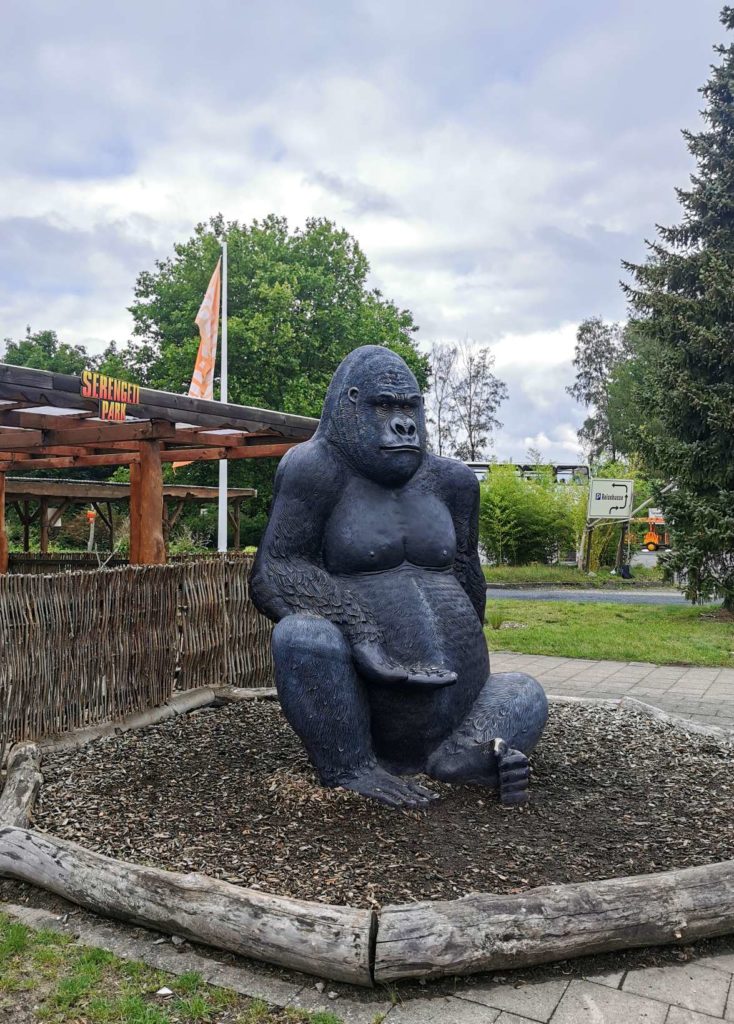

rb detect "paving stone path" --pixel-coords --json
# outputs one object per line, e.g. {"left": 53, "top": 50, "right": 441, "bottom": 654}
{"left": 493, "top": 651, "right": 734, "bottom": 730}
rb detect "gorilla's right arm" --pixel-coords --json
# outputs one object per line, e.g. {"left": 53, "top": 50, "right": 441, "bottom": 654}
{"left": 250, "top": 441, "right": 409, "bottom": 685}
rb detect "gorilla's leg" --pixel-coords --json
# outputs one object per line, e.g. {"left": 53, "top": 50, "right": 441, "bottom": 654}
{"left": 272, "top": 614, "right": 437, "bottom": 808}
{"left": 425, "top": 672, "right": 548, "bottom": 805}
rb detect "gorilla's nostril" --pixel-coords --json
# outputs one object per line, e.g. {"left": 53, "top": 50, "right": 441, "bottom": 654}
{"left": 390, "top": 416, "right": 417, "bottom": 441}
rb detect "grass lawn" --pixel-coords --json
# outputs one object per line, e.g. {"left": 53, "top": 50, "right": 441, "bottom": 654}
{"left": 0, "top": 913, "right": 354, "bottom": 1024}
{"left": 485, "top": 600, "right": 734, "bottom": 667}
{"left": 483, "top": 563, "right": 669, "bottom": 588}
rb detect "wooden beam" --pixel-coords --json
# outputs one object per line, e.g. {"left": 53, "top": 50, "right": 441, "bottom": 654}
{"left": 0, "top": 441, "right": 297, "bottom": 472}
{"left": 0, "top": 430, "right": 43, "bottom": 450}
{"left": 172, "top": 429, "right": 251, "bottom": 447}
{"left": 160, "top": 442, "right": 295, "bottom": 463}
{"left": 0, "top": 472, "right": 7, "bottom": 574}
{"left": 0, "top": 382, "right": 97, "bottom": 413}
{"left": 3, "top": 478, "right": 255, "bottom": 503}
{"left": 0, "top": 410, "right": 95, "bottom": 431}
{"left": 0, "top": 453, "right": 141, "bottom": 471}
{"left": 45, "top": 420, "right": 175, "bottom": 447}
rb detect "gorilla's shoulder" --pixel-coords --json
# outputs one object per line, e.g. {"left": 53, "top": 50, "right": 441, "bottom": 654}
{"left": 275, "top": 438, "right": 343, "bottom": 493}
{"left": 426, "top": 454, "right": 480, "bottom": 498}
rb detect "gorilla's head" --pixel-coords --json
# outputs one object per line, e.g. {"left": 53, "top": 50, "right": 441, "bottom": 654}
{"left": 316, "top": 346, "right": 427, "bottom": 486}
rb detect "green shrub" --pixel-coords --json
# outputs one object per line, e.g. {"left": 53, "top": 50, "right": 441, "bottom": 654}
{"left": 479, "top": 466, "right": 578, "bottom": 565}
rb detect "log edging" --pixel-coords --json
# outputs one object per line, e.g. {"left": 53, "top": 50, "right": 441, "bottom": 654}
{"left": 0, "top": 743, "right": 42, "bottom": 827}
{"left": 0, "top": 825, "right": 375, "bottom": 985}
{"left": 1, "top": 688, "right": 733, "bottom": 984}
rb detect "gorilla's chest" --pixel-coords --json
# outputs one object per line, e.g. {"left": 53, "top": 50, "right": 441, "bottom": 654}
{"left": 323, "top": 478, "right": 456, "bottom": 575}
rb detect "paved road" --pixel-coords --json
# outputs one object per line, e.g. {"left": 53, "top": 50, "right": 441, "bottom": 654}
{"left": 487, "top": 586, "right": 688, "bottom": 605}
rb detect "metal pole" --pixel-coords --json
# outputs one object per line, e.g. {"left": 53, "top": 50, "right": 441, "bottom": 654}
{"left": 217, "top": 241, "right": 228, "bottom": 553}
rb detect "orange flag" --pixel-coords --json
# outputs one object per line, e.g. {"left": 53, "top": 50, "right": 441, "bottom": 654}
{"left": 173, "top": 257, "right": 222, "bottom": 469}
{"left": 189, "top": 256, "right": 222, "bottom": 400}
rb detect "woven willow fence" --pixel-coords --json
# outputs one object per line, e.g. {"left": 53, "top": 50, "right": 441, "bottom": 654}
{"left": 0, "top": 558, "right": 273, "bottom": 760}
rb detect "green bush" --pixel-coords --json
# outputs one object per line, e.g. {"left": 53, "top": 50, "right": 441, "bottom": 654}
{"left": 479, "top": 466, "right": 578, "bottom": 565}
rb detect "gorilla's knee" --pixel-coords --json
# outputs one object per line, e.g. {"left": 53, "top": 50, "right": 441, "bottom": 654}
{"left": 272, "top": 614, "right": 350, "bottom": 665}
{"left": 489, "top": 671, "right": 548, "bottom": 752}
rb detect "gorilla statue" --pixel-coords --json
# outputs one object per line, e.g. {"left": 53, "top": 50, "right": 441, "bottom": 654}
{"left": 251, "top": 346, "right": 548, "bottom": 808}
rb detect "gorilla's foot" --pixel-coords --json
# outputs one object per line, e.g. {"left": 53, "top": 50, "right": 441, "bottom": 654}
{"left": 493, "top": 738, "right": 530, "bottom": 806}
{"left": 338, "top": 765, "right": 437, "bottom": 808}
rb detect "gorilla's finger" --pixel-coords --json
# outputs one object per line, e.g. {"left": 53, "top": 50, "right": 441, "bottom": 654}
{"left": 406, "top": 671, "right": 457, "bottom": 688}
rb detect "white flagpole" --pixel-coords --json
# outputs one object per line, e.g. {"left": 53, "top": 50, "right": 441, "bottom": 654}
{"left": 217, "top": 241, "right": 228, "bottom": 552}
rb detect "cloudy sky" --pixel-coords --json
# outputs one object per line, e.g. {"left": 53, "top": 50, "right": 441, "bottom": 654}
{"left": 0, "top": 0, "right": 724, "bottom": 460}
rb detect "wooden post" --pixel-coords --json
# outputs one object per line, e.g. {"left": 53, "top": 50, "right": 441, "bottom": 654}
{"left": 228, "top": 499, "right": 242, "bottom": 551}
{"left": 136, "top": 440, "right": 166, "bottom": 565}
{"left": 615, "top": 522, "right": 627, "bottom": 572}
{"left": 129, "top": 462, "right": 141, "bottom": 564}
{"left": 583, "top": 525, "right": 593, "bottom": 573}
{"left": 0, "top": 472, "right": 8, "bottom": 574}
{"left": 107, "top": 502, "right": 114, "bottom": 551}
{"left": 22, "top": 500, "right": 30, "bottom": 552}
{"left": 39, "top": 498, "right": 49, "bottom": 554}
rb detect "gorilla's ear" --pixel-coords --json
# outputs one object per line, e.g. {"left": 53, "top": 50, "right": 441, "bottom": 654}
{"left": 347, "top": 387, "right": 359, "bottom": 404}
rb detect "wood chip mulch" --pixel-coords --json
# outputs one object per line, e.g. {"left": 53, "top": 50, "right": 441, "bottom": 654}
{"left": 34, "top": 700, "right": 734, "bottom": 908}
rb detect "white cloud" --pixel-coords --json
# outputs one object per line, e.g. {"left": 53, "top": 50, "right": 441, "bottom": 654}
{"left": 0, "top": 0, "right": 724, "bottom": 460}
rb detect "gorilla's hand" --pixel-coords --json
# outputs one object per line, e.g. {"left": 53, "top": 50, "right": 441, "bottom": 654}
{"left": 352, "top": 642, "right": 457, "bottom": 689}
{"left": 406, "top": 667, "right": 458, "bottom": 689}
{"left": 352, "top": 641, "right": 409, "bottom": 685}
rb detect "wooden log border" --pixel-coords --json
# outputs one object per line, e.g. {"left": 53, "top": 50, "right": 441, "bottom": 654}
{"left": 0, "top": 692, "right": 733, "bottom": 985}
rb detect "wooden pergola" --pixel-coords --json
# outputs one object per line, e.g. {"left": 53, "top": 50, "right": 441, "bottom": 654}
{"left": 3, "top": 477, "right": 257, "bottom": 556}
{"left": 0, "top": 362, "right": 318, "bottom": 570}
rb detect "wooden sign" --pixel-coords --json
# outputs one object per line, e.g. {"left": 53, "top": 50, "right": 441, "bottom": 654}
{"left": 80, "top": 371, "right": 141, "bottom": 421}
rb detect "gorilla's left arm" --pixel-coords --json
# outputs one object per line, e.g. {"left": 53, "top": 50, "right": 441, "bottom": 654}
{"left": 436, "top": 458, "right": 487, "bottom": 624}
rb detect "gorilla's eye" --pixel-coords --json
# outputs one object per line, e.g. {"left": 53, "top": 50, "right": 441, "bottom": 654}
{"left": 378, "top": 399, "right": 390, "bottom": 409}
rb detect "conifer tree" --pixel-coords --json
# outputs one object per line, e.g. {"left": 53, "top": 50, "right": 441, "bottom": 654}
{"left": 623, "top": 6, "right": 734, "bottom": 611}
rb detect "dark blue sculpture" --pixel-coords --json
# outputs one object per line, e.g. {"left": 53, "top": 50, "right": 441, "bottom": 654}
{"left": 251, "top": 346, "right": 548, "bottom": 807}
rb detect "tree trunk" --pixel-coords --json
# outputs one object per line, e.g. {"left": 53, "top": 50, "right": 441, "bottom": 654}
{"left": 374, "top": 861, "right": 734, "bottom": 981}
{"left": 0, "top": 826, "right": 375, "bottom": 985}
{"left": 0, "top": 746, "right": 41, "bottom": 827}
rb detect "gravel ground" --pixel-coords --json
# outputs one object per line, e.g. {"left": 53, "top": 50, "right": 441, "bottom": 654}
{"left": 34, "top": 699, "right": 734, "bottom": 908}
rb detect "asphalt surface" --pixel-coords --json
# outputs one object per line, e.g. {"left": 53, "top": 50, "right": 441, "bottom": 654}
{"left": 487, "top": 586, "right": 688, "bottom": 605}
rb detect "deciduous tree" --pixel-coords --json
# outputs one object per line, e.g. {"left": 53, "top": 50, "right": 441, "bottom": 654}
{"left": 448, "top": 342, "right": 508, "bottom": 462}
{"left": 566, "top": 317, "right": 630, "bottom": 461}
{"left": 2, "top": 327, "right": 90, "bottom": 375}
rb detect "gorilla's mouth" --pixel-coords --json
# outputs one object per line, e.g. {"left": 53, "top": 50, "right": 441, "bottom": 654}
{"left": 380, "top": 444, "right": 421, "bottom": 453}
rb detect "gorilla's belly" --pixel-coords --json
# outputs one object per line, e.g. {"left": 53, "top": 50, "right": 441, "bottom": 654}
{"left": 341, "top": 565, "right": 489, "bottom": 769}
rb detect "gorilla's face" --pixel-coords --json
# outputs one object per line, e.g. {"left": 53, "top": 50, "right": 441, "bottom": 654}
{"left": 346, "top": 368, "right": 427, "bottom": 486}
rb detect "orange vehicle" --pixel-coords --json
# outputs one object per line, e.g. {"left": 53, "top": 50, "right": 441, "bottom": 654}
{"left": 625, "top": 509, "right": 670, "bottom": 551}
{"left": 641, "top": 508, "right": 669, "bottom": 551}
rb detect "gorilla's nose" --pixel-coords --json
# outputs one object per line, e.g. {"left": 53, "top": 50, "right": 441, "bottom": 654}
{"left": 390, "top": 416, "right": 417, "bottom": 439}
